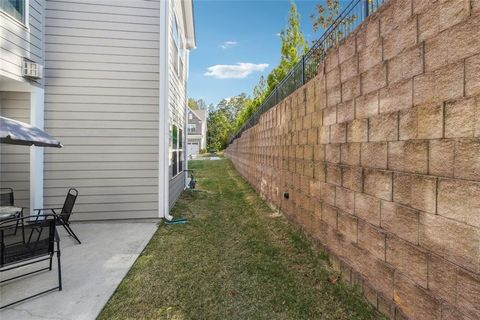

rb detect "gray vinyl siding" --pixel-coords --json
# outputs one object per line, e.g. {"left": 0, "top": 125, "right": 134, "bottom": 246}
{"left": 168, "top": 1, "right": 187, "bottom": 205}
{"left": 0, "top": 0, "right": 44, "bottom": 85}
{"left": 169, "top": 171, "right": 185, "bottom": 209}
{"left": 0, "top": 92, "right": 31, "bottom": 212}
{"left": 188, "top": 110, "right": 202, "bottom": 134}
{"left": 43, "top": 0, "right": 160, "bottom": 221}
{"left": 168, "top": 1, "right": 186, "bottom": 127}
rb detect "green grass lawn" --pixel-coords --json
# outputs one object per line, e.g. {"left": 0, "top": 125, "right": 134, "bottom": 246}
{"left": 99, "top": 159, "right": 381, "bottom": 320}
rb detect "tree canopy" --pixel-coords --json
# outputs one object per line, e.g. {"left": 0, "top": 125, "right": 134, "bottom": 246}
{"left": 199, "top": 1, "right": 312, "bottom": 151}
{"left": 268, "top": 1, "right": 309, "bottom": 90}
{"left": 188, "top": 98, "right": 207, "bottom": 110}
{"left": 310, "top": 0, "right": 340, "bottom": 33}
{"left": 234, "top": 1, "right": 308, "bottom": 133}
{"left": 206, "top": 94, "right": 250, "bottom": 151}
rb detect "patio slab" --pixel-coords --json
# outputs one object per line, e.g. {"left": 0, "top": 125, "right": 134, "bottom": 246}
{"left": 0, "top": 221, "right": 158, "bottom": 320}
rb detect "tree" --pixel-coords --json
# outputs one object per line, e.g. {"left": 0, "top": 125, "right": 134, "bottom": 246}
{"left": 234, "top": 1, "right": 309, "bottom": 132}
{"left": 310, "top": 0, "right": 357, "bottom": 45}
{"left": 188, "top": 98, "right": 207, "bottom": 110}
{"left": 253, "top": 76, "right": 267, "bottom": 101}
{"left": 207, "top": 109, "right": 233, "bottom": 151}
{"left": 206, "top": 93, "right": 250, "bottom": 151}
{"left": 224, "top": 93, "right": 249, "bottom": 122}
{"left": 268, "top": 1, "right": 309, "bottom": 90}
{"left": 310, "top": 0, "right": 340, "bottom": 33}
{"left": 218, "top": 1, "right": 310, "bottom": 135}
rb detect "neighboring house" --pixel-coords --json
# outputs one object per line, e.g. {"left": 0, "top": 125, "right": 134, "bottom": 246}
{"left": 0, "top": 0, "right": 196, "bottom": 220}
{"left": 186, "top": 107, "right": 207, "bottom": 158}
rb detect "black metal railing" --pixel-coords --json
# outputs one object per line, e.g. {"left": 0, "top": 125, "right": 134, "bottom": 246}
{"left": 228, "top": 0, "right": 387, "bottom": 144}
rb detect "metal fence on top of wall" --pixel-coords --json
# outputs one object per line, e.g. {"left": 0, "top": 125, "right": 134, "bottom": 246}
{"left": 228, "top": 0, "right": 387, "bottom": 144}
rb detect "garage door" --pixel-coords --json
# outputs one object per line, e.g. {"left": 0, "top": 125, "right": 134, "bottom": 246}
{"left": 187, "top": 142, "right": 200, "bottom": 159}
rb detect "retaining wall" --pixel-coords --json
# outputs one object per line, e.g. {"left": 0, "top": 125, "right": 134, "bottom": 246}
{"left": 226, "top": 0, "right": 480, "bottom": 319}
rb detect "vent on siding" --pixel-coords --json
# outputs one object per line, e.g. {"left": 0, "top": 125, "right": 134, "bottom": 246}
{"left": 22, "top": 58, "right": 43, "bottom": 79}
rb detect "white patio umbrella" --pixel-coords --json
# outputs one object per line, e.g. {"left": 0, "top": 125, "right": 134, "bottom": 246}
{"left": 0, "top": 116, "right": 62, "bottom": 148}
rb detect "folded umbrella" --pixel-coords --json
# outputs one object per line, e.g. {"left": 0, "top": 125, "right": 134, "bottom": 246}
{"left": 0, "top": 116, "right": 62, "bottom": 148}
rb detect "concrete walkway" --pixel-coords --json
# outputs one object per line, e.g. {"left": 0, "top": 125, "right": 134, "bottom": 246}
{"left": 0, "top": 221, "right": 158, "bottom": 320}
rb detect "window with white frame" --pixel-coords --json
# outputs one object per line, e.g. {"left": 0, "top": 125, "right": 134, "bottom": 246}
{"left": 1, "top": 0, "right": 26, "bottom": 23}
{"left": 172, "top": 13, "right": 185, "bottom": 80}
{"left": 170, "top": 124, "right": 184, "bottom": 178}
{"left": 179, "top": 34, "right": 185, "bottom": 80}
{"left": 188, "top": 124, "right": 196, "bottom": 133}
{"left": 172, "top": 13, "right": 180, "bottom": 48}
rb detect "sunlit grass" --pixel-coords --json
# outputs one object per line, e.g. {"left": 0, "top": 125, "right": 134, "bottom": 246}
{"left": 99, "top": 158, "right": 381, "bottom": 320}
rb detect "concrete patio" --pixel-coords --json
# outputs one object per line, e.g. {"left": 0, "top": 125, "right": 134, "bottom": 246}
{"left": 0, "top": 221, "right": 158, "bottom": 320}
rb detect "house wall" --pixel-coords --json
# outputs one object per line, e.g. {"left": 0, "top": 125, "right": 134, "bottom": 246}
{"left": 187, "top": 109, "right": 207, "bottom": 153}
{"left": 0, "top": 0, "right": 44, "bottom": 85}
{"left": 169, "top": 171, "right": 185, "bottom": 209}
{"left": 188, "top": 110, "right": 203, "bottom": 134}
{"left": 226, "top": 1, "right": 480, "bottom": 319}
{"left": 0, "top": 91, "right": 31, "bottom": 212}
{"left": 168, "top": 0, "right": 189, "bottom": 205}
{"left": 43, "top": 0, "right": 160, "bottom": 220}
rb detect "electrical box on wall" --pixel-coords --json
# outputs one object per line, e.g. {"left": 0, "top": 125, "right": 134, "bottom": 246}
{"left": 22, "top": 59, "right": 43, "bottom": 79}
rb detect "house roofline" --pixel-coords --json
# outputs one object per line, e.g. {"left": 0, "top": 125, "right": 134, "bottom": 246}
{"left": 187, "top": 107, "right": 203, "bottom": 122}
{"left": 183, "top": 0, "right": 196, "bottom": 49}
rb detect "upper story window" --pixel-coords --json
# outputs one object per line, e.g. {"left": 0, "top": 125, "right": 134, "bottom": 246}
{"left": 188, "top": 113, "right": 193, "bottom": 120}
{"left": 173, "top": 14, "right": 180, "bottom": 48}
{"left": 172, "top": 13, "right": 185, "bottom": 81}
{"left": 1, "top": 0, "right": 26, "bottom": 24}
{"left": 170, "top": 124, "right": 184, "bottom": 178}
{"left": 188, "top": 124, "right": 196, "bottom": 133}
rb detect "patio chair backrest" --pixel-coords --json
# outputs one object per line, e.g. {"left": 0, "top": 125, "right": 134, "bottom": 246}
{"left": 60, "top": 188, "right": 78, "bottom": 222}
{"left": 0, "top": 188, "right": 14, "bottom": 206}
{"left": 0, "top": 215, "right": 56, "bottom": 268}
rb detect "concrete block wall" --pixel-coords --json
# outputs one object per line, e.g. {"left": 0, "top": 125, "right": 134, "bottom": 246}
{"left": 226, "top": 0, "right": 480, "bottom": 319}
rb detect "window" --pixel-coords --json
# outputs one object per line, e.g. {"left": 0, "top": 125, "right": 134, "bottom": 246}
{"left": 172, "top": 15, "right": 180, "bottom": 48}
{"left": 178, "top": 35, "right": 185, "bottom": 80}
{"left": 188, "top": 113, "right": 193, "bottom": 120}
{"left": 178, "top": 128, "right": 183, "bottom": 149}
{"left": 178, "top": 128, "right": 183, "bottom": 172}
{"left": 188, "top": 124, "right": 196, "bottom": 133}
{"left": 170, "top": 125, "right": 184, "bottom": 178}
{"left": 1, "top": 0, "right": 26, "bottom": 23}
{"left": 172, "top": 14, "right": 185, "bottom": 80}
{"left": 172, "top": 124, "right": 178, "bottom": 147}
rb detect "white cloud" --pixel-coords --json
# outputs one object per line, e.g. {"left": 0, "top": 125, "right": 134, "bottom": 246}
{"left": 220, "top": 41, "right": 238, "bottom": 49}
{"left": 204, "top": 63, "right": 269, "bottom": 79}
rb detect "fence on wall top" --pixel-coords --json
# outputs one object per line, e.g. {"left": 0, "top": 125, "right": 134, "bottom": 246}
{"left": 228, "top": 0, "right": 387, "bottom": 145}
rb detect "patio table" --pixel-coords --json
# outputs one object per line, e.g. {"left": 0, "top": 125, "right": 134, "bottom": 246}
{"left": 0, "top": 206, "right": 22, "bottom": 220}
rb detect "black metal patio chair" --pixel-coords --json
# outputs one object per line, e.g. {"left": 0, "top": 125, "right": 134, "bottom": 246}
{"left": 0, "top": 188, "right": 24, "bottom": 242}
{"left": 0, "top": 188, "right": 14, "bottom": 207}
{"left": 35, "top": 188, "right": 81, "bottom": 244}
{"left": 0, "top": 214, "right": 62, "bottom": 309}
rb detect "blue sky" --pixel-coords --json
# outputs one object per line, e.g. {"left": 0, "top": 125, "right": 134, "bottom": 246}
{"left": 188, "top": 0, "right": 323, "bottom": 106}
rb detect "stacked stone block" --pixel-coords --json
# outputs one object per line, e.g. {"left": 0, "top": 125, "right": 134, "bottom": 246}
{"left": 226, "top": 1, "right": 480, "bottom": 318}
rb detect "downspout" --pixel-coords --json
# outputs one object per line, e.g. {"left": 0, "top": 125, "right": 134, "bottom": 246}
{"left": 159, "top": 0, "right": 173, "bottom": 221}
{"left": 184, "top": 92, "right": 188, "bottom": 189}
{"left": 184, "top": 48, "right": 191, "bottom": 188}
